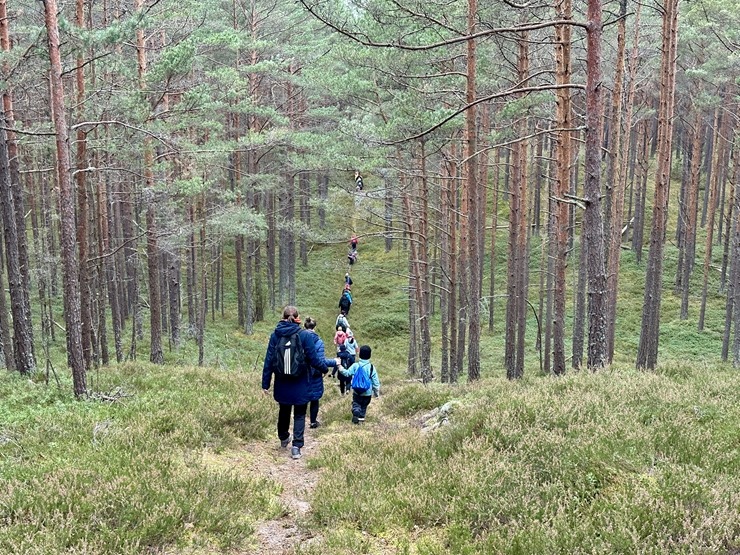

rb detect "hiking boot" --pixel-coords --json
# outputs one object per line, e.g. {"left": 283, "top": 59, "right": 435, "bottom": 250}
{"left": 280, "top": 435, "right": 292, "bottom": 449}
{"left": 358, "top": 417, "right": 365, "bottom": 423}
{"left": 351, "top": 415, "right": 360, "bottom": 424}
{"left": 310, "top": 421, "right": 321, "bottom": 429}
{"left": 291, "top": 446, "right": 302, "bottom": 460}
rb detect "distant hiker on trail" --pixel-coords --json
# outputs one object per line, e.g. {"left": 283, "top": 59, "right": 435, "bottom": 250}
{"left": 339, "top": 345, "right": 380, "bottom": 424}
{"left": 333, "top": 326, "right": 348, "bottom": 352}
{"left": 344, "top": 331, "right": 357, "bottom": 362}
{"left": 262, "top": 305, "right": 337, "bottom": 460}
{"left": 339, "top": 289, "right": 352, "bottom": 314}
{"left": 347, "top": 249, "right": 358, "bottom": 266}
{"left": 335, "top": 311, "right": 349, "bottom": 331}
{"left": 345, "top": 272, "right": 353, "bottom": 286}
{"left": 354, "top": 170, "right": 363, "bottom": 192}
{"left": 333, "top": 343, "right": 353, "bottom": 396}
{"left": 350, "top": 234, "right": 358, "bottom": 251}
{"left": 302, "top": 317, "right": 337, "bottom": 430}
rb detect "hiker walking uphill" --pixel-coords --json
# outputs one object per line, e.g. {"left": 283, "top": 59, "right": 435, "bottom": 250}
{"left": 262, "top": 306, "right": 337, "bottom": 460}
{"left": 339, "top": 287, "right": 352, "bottom": 315}
{"left": 301, "top": 317, "right": 337, "bottom": 429}
{"left": 339, "top": 345, "right": 380, "bottom": 424}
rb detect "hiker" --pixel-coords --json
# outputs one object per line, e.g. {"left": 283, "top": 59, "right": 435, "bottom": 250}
{"left": 354, "top": 170, "right": 363, "bottom": 191}
{"left": 339, "top": 345, "right": 380, "bottom": 424}
{"left": 344, "top": 331, "right": 357, "bottom": 363}
{"left": 345, "top": 272, "right": 353, "bottom": 286}
{"left": 350, "top": 234, "right": 358, "bottom": 251}
{"left": 347, "top": 250, "right": 358, "bottom": 266}
{"left": 262, "top": 305, "right": 336, "bottom": 460}
{"left": 339, "top": 289, "right": 352, "bottom": 314}
{"left": 302, "top": 317, "right": 337, "bottom": 429}
{"left": 333, "top": 326, "right": 348, "bottom": 352}
{"left": 335, "top": 311, "right": 349, "bottom": 331}
{"left": 333, "top": 343, "right": 353, "bottom": 395}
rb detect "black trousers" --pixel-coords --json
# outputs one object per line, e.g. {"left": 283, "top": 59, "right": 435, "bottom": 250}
{"left": 338, "top": 374, "right": 351, "bottom": 395}
{"left": 309, "top": 399, "right": 320, "bottom": 424}
{"left": 352, "top": 394, "right": 372, "bottom": 419}
{"left": 277, "top": 403, "right": 307, "bottom": 448}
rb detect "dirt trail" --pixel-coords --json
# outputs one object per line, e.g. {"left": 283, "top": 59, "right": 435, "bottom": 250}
{"left": 201, "top": 431, "right": 330, "bottom": 555}
{"left": 252, "top": 438, "right": 323, "bottom": 554}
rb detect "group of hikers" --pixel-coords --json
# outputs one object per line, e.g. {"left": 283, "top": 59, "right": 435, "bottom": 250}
{"left": 261, "top": 232, "right": 381, "bottom": 460}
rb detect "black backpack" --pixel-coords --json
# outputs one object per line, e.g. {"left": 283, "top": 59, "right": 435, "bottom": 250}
{"left": 273, "top": 332, "right": 306, "bottom": 377}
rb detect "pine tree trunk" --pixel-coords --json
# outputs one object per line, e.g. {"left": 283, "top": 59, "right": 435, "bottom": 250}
{"left": 551, "top": 0, "right": 572, "bottom": 375}
{"left": 440, "top": 158, "right": 451, "bottom": 383}
{"left": 0, "top": 226, "right": 12, "bottom": 370}
{"left": 299, "top": 171, "right": 309, "bottom": 267}
{"left": 488, "top": 147, "right": 500, "bottom": 333}
{"left": 448, "top": 145, "right": 459, "bottom": 383}
{"left": 636, "top": 0, "right": 680, "bottom": 369}
{"left": 198, "top": 198, "right": 206, "bottom": 366}
{"left": 680, "top": 112, "right": 703, "bottom": 320}
{"left": 105, "top": 176, "right": 124, "bottom": 363}
{"left": 698, "top": 106, "right": 723, "bottom": 330}
{"left": 465, "top": 0, "right": 480, "bottom": 381}
{"left": 44, "top": 0, "right": 85, "bottom": 394}
{"left": 583, "top": 0, "right": 608, "bottom": 370}
{"left": 514, "top": 40, "right": 530, "bottom": 379}
{"left": 168, "top": 250, "right": 181, "bottom": 349}
{"left": 417, "top": 143, "right": 433, "bottom": 382}
{"left": 604, "top": 0, "right": 628, "bottom": 362}
{"left": 384, "top": 172, "right": 393, "bottom": 252}
{"left": 187, "top": 203, "right": 196, "bottom": 329}
{"left": 0, "top": 115, "right": 34, "bottom": 375}
{"left": 0, "top": 1, "right": 34, "bottom": 371}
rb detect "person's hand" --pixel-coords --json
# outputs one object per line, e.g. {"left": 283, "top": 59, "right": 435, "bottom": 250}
{"left": 335, "top": 358, "right": 341, "bottom": 367}
{"left": 373, "top": 391, "right": 380, "bottom": 398}
{"left": 262, "top": 389, "right": 270, "bottom": 396}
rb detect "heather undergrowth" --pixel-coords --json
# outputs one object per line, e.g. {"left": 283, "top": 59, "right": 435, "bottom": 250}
{"left": 309, "top": 366, "right": 740, "bottom": 554}
{"left": 2, "top": 187, "right": 739, "bottom": 554}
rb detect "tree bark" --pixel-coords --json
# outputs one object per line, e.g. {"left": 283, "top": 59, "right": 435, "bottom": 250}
{"left": 551, "top": 0, "right": 572, "bottom": 375}
{"left": 680, "top": 111, "right": 703, "bottom": 319}
{"left": 636, "top": 0, "right": 680, "bottom": 369}
{"left": 604, "top": 0, "right": 628, "bottom": 362}
{"left": 44, "top": 0, "right": 86, "bottom": 394}
{"left": 465, "top": 0, "right": 480, "bottom": 382}
{"left": 583, "top": 0, "right": 608, "bottom": 369}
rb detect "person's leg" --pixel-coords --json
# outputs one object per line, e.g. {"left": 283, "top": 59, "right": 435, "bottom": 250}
{"left": 277, "top": 403, "right": 292, "bottom": 444}
{"left": 351, "top": 394, "right": 362, "bottom": 423}
{"left": 309, "top": 399, "right": 319, "bottom": 425}
{"left": 358, "top": 395, "right": 372, "bottom": 421}
{"left": 292, "top": 403, "right": 308, "bottom": 447}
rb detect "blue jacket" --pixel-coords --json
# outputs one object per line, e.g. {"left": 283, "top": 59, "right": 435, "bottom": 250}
{"left": 340, "top": 358, "right": 380, "bottom": 397}
{"left": 262, "top": 321, "right": 328, "bottom": 405}
{"left": 301, "top": 330, "right": 336, "bottom": 402}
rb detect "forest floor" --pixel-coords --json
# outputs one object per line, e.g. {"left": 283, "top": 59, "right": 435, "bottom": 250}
{"left": 202, "top": 430, "right": 327, "bottom": 554}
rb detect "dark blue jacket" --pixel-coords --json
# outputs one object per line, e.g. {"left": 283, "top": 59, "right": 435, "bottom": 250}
{"left": 302, "top": 330, "right": 336, "bottom": 402}
{"left": 262, "top": 321, "right": 328, "bottom": 405}
{"left": 339, "top": 293, "right": 351, "bottom": 313}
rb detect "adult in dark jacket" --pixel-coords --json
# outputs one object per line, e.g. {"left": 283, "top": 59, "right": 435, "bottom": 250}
{"left": 302, "top": 317, "right": 337, "bottom": 429}
{"left": 339, "top": 291, "right": 352, "bottom": 315}
{"left": 262, "top": 306, "right": 336, "bottom": 460}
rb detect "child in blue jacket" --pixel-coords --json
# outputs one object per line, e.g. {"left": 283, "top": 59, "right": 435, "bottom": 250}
{"left": 339, "top": 345, "right": 380, "bottom": 423}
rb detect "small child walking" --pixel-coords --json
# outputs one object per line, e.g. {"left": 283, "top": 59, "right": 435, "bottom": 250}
{"left": 333, "top": 343, "right": 353, "bottom": 395}
{"left": 340, "top": 345, "right": 380, "bottom": 423}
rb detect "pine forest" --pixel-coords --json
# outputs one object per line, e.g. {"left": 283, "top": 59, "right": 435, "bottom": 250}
{"left": 0, "top": 0, "right": 739, "bottom": 553}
